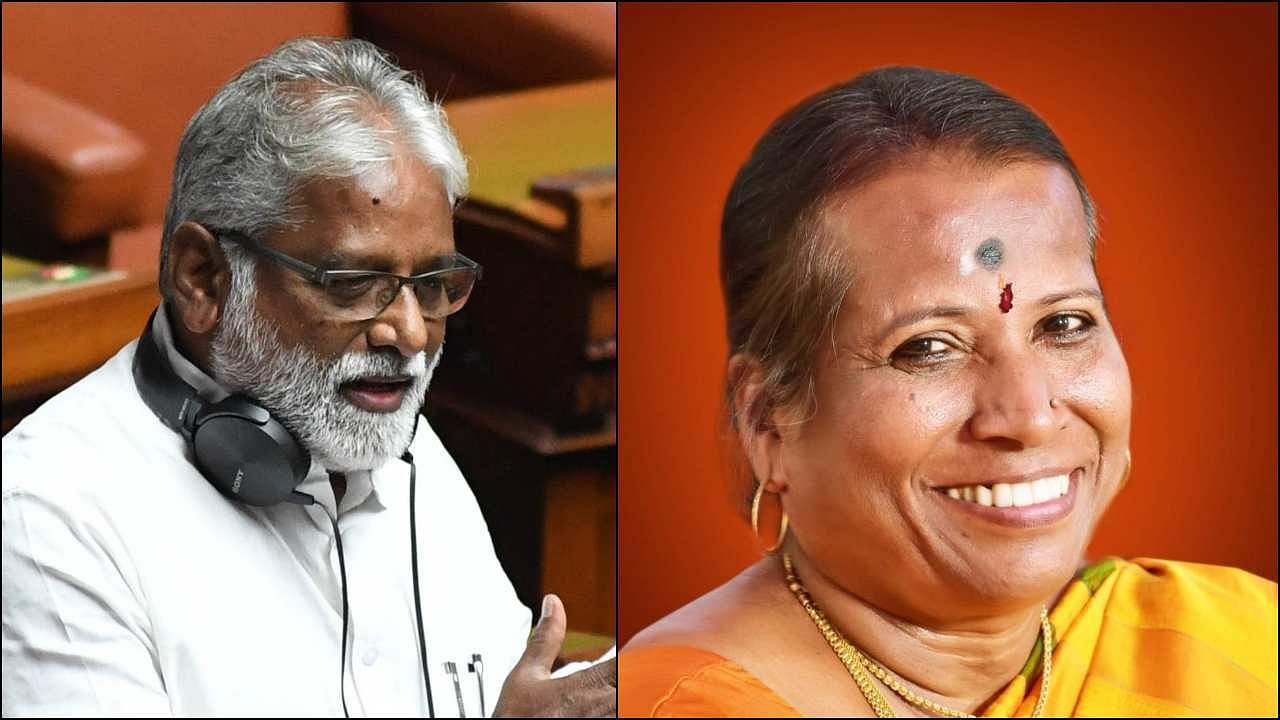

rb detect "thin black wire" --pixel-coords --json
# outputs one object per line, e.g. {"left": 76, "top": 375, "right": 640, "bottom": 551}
{"left": 308, "top": 453, "right": 432, "bottom": 718}
{"left": 324, "top": 503, "right": 351, "bottom": 719}
{"left": 406, "top": 450, "right": 436, "bottom": 718}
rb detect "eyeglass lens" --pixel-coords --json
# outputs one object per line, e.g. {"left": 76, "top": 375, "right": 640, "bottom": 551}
{"left": 332, "top": 269, "right": 477, "bottom": 321}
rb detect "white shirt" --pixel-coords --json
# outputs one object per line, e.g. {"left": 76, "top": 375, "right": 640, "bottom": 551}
{"left": 2, "top": 307, "right": 532, "bottom": 717}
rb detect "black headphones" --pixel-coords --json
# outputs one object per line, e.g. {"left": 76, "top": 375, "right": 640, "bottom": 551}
{"left": 131, "top": 307, "right": 437, "bottom": 717}
{"left": 132, "top": 308, "right": 312, "bottom": 506}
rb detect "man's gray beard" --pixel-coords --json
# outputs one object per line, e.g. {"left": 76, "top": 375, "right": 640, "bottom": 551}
{"left": 208, "top": 258, "right": 439, "bottom": 473}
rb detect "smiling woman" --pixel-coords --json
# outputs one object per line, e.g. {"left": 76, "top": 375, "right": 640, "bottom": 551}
{"left": 618, "top": 65, "right": 1276, "bottom": 717}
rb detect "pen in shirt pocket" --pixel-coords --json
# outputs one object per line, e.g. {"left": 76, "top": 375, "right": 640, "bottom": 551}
{"left": 467, "top": 653, "right": 486, "bottom": 717}
{"left": 443, "top": 661, "right": 466, "bottom": 717}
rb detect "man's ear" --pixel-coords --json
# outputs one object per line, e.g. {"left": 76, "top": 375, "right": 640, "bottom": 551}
{"left": 168, "top": 222, "right": 232, "bottom": 335}
{"left": 728, "top": 354, "right": 789, "bottom": 494}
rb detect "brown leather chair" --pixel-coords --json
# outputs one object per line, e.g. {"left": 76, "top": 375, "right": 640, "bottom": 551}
{"left": 2, "top": 73, "right": 147, "bottom": 267}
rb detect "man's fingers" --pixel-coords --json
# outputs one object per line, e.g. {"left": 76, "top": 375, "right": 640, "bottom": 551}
{"left": 517, "top": 594, "right": 566, "bottom": 675}
{"left": 544, "top": 681, "right": 616, "bottom": 719}
{"left": 495, "top": 621, "right": 617, "bottom": 719}
{"left": 570, "top": 656, "right": 617, "bottom": 689}
{"left": 578, "top": 688, "right": 617, "bottom": 718}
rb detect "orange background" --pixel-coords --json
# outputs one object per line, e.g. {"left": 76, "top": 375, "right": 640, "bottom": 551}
{"left": 618, "top": 3, "right": 1278, "bottom": 644}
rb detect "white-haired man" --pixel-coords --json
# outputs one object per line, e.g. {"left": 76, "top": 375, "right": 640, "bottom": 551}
{"left": 2, "top": 37, "right": 614, "bottom": 717}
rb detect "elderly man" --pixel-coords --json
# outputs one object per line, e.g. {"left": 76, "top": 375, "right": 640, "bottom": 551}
{"left": 2, "top": 38, "right": 615, "bottom": 717}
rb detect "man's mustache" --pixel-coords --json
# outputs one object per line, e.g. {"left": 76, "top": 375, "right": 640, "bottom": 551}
{"left": 333, "top": 351, "right": 428, "bottom": 385}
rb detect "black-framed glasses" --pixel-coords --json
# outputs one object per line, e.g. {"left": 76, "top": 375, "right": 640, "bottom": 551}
{"left": 210, "top": 228, "right": 481, "bottom": 322}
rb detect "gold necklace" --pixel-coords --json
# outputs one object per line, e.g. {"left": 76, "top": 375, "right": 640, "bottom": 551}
{"left": 782, "top": 553, "right": 1053, "bottom": 718}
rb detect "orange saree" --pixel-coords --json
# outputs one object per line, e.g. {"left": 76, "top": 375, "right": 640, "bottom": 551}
{"left": 620, "top": 558, "right": 1277, "bottom": 717}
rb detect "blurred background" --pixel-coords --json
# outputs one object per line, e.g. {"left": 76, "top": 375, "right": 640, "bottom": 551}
{"left": 2, "top": 1, "right": 616, "bottom": 656}
{"left": 618, "top": 3, "right": 1277, "bottom": 644}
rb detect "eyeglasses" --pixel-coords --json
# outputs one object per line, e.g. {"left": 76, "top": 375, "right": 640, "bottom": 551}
{"left": 210, "top": 228, "right": 481, "bottom": 322}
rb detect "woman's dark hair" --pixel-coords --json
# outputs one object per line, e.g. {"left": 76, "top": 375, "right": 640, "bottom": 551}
{"left": 721, "top": 66, "right": 1098, "bottom": 436}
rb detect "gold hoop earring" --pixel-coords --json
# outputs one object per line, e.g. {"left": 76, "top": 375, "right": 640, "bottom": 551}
{"left": 1121, "top": 449, "right": 1132, "bottom": 491}
{"left": 751, "top": 482, "right": 789, "bottom": 553}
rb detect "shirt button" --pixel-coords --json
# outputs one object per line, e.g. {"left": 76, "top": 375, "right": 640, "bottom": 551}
{"left": 363, "top": 648, "right": 379, "bottom": 666}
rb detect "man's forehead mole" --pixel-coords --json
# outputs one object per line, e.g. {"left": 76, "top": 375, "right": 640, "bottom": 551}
{"left": 975, "top": 237, "right": 1004, "bottom": 270}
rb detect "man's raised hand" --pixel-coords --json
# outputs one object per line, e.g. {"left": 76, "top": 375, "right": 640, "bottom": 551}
{"left": 493, "top": 594, "right": 617, "bottom": 718}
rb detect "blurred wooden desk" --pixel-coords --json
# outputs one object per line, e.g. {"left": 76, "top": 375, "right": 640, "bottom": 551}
{"left": 2, "top": 266, "right": 158, "bottom": 430}
{"left": 448, "top": 77, "right": 615, "bottom": 270}
{"left": 431, "top": 78, "right": 616, "bottom": 637}
{"left": 425, "top": 391, "right": 616, "bottom": 638}
{"left": 440, "top": 79, "right": 616, "bottom": 433}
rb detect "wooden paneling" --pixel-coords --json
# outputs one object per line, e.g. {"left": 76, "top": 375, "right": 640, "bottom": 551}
{"left": 543, "top": 467, "right": 616, "bottom": 637}
{"left": 2, "top": 271, "right": 158, "bottom": 405}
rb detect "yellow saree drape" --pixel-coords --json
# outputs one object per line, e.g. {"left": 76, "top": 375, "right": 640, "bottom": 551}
{"left": 619, "top": 558, "right": 1278, "bottom": 717}
{"left": 986, "top": 557, "right": 1277, "bottom": 717}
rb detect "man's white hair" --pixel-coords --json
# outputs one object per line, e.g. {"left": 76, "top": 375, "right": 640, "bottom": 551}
{"left": 158, "top": 36, "right": 468, "bottom": 300}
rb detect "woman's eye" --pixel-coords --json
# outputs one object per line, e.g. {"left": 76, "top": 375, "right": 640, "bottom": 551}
{"left": 1041, "top": 313, "right": 1094, "bottom": 337}
{"left": 892, "top": 338, "right": 950, "bottom": 362}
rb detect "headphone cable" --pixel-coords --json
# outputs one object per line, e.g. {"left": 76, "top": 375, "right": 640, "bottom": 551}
{"left": 306, "top": 455, "right": 434, "bottom": 718}
{"left": 406, "top": 450, "right": 436, "bottom": 718}
{"left": 320, "top": 480, "right": 352, "bottom": 719}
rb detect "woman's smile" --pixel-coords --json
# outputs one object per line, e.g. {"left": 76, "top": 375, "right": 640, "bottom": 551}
{"left": 930, "top": 466, "right": 1084, "bottom": 529}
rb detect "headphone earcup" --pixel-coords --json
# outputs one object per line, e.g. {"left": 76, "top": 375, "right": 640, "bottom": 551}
{"left": 191, "top": 396, "right": 310, "bottom": 507}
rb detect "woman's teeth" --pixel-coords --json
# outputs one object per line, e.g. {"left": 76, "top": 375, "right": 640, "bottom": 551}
{"left": 944, "top": 475, "right": 1069, "bottom": 507}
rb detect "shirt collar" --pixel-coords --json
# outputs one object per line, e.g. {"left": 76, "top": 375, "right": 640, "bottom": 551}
{"left": 153, "top": 303, "right": 386, "bottom": 514}
{"left": 153, "top": 303, "right": 230, "bottom": 403}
